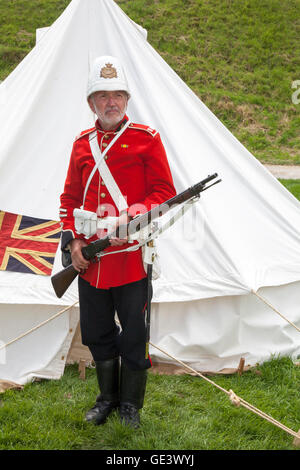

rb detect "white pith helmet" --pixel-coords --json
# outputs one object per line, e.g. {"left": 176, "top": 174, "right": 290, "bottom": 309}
{"left": 87, "top": 55, "right": 130, "bottom": 99}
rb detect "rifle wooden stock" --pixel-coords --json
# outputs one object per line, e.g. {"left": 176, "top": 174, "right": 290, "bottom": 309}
{"left": 51, "top": 236, "right": 111, "bottom": 298}
{"left": 51, "top": 263, "right": 80, "bottom": 298}
{"left": 51, "top": 173, "right": 221, "bottom": 298}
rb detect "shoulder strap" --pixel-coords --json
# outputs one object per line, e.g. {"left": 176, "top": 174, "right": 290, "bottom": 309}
{"left": 82, "top": 120, "right": 130, "bottom": 211}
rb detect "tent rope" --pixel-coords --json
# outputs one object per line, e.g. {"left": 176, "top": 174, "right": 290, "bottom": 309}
{"left": 251, "top": 290, "right": 300, "bottom": 333}
{"left": 149, "top": 341, "right": 299, "bottom": 440}
{"left": 1, "top": 301, "right": 298, "bottom": 441}
{"left": 0, "top": 301, "right": 79, "bottom": 351}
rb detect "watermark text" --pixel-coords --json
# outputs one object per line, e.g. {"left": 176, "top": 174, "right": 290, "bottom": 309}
{"left": 292, "top": 80, "right": 300, "bottom": 104}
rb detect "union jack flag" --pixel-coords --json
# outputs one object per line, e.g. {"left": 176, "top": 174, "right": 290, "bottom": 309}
{"left": 0, "top": 211, "right": 61, "bottom": 276}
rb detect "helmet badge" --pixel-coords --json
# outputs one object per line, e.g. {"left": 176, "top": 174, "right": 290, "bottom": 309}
{"left": 100, "top": 63, "right": 118, "bottom": 79}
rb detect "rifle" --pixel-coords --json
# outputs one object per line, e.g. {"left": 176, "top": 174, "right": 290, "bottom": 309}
{"left": 51, "top": 173, "right": 221, "bottom": 298}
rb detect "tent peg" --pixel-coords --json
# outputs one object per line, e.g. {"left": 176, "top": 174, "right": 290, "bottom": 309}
{"left": 293, "top": 429, "right": 300, "bottom": 448}
{"left": 237, "top": 357, "right": 245, "bottom": 376}
{"left": 78, "top": 359, "right": 86, "bottom": 381}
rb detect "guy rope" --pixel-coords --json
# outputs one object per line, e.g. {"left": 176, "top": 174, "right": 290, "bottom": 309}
{"left": 1, "top": 301, "right": 299, "bottom": 447}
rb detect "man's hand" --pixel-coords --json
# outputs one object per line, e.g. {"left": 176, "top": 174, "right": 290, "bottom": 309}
{"left": 109, "top": 211, "right": 130, "bottom": 246}
{"left": 69, "top": 239, "right": 90, "bottom": 272}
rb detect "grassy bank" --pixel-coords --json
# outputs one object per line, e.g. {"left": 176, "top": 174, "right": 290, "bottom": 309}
{"left": 118, "top": 0, "right": 300, "bottom": 164}
{"left": 280, "top": 179, "right": 300, "bottom": 200}
{"left": 0, "top": 0, "right": 299, "bottom": 164}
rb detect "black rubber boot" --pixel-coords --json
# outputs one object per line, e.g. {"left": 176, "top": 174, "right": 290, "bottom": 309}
{"left": 119, "top": 360, "right": 147, "bottom": 429}
{"left": 85, "top": 357, "right": 120, "bottom": 425}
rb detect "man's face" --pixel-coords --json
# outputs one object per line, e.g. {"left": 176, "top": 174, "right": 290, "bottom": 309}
{"left": 88, "top": 90, "right": 128, "bottom": 130}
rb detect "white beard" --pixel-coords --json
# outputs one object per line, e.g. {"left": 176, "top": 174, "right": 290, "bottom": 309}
{"left": 94, "top": 103, "right": 127, "bottom": 130}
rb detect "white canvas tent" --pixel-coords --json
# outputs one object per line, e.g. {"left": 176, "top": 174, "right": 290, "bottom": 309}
{"left": 0, "top": 0, "right": 299, "bottom": 386}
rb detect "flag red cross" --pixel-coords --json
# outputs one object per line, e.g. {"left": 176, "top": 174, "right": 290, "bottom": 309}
{"left": 0, "top": 211, "right": 61, "bottom": 276}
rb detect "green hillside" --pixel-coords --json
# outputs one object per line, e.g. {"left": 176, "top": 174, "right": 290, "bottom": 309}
{"left": 0, "top": 0, "right": 299, "bottom": 164}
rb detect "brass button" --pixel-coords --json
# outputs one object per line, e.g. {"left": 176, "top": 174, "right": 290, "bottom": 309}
{"left": 104, "top": 155, "right": 108, "bottom": 160}
{"left": 100, "top": 192, "right": 106, "bottom": 198}
{"left": 104, "top": 134, "right": 110, "bottom": 140}
{"left": 102, "top": 142, "right": 108, "bottom": 148}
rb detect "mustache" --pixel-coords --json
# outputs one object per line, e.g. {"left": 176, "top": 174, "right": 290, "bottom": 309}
{"left": 105, "top": 107, "right": 120, "bottom": 113}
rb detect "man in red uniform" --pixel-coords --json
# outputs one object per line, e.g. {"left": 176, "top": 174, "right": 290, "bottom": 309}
{"left": 60, "top": 56, "right": 176, "bottom": 428}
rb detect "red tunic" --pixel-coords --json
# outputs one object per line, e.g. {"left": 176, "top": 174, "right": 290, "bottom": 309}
{"left": 60, "top": 116, "right": 176, "bottom": 289}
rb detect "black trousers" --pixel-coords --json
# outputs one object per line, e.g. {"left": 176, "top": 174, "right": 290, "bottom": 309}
{"left": 78, "top": 276, "right": 152, "bottom": 371}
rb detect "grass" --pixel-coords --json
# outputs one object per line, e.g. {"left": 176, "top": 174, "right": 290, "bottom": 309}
{"left": 0, "top": 0, "right": 70, "bottom": 79}
{"left": 0, "top": 0, "right": 299, "bottom": 164}
{"left": 0, "top": 357, "right": 299, "bottom": 450}
{"left": 280, "top": 179, "right": 300, "bottom": 200}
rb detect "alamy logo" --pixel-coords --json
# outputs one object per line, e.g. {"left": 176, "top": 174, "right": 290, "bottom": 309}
{"left": 292, "top": 80, "right": 300, "bottom": 104}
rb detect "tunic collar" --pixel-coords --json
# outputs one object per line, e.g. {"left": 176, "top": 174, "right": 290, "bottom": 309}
{"left": 95, "top": 115, "right": 129, "bottom": 134}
